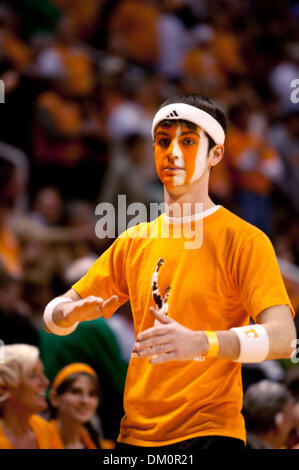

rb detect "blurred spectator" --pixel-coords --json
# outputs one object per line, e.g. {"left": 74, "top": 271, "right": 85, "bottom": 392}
{"left": 107, "top": 303, "right": 135, "bottom": 364}
{"left": 0, "top": 268, "right": 38, "bottom": 346}
{"left": 0, "top": 344, "right": 60, "bottom": 449}
{"left": 39, "top": 317, "right": 128, "bottom": 440}
{"left": 270, "top": 110, "right": 299, "bottom": 214}
{"left": 183, "top": 24, "right": 226, "bottom": 94}
{"left": 0, "top": 4, "right": 32, "bottom": 73}
{"left": 284, "top": 368, "right": 299, "bottom": 402}
{"left": 0, "top": 158, "right": 22, "bottom": 277}
{"left": 105, "top": 81, "right": 154, "bottom": 142}
{"left": 32, "top": 80, "right": 106, "bottom": 199}
{"left": 156, "top": 0, "right": 190, "bottom": 79}
{"left": 99, "top": 132, "right": 163, "bottom": 209}
{"left": 225, "top": 101, "right": 283, "bottom": 235}
{"left": 108, "top": 0, "right": 159, "bottom": 68}
{"left": 243, "top": 380, "right": 295, "bottom": 449}
{"left": 30, "top": 186, "right": 65, "bottom": 226}
{"left": 211, "top": 11, "right": 246, "bottom": 78}
{"left": 47, "top": 362, "right": 113, "bottom": 449}
{"left": 34, "top": 15, "right": 95, "bottom": 97}
{"left": 52, "top": 0, "right": 105, "bottom": 42}
{"left": 0, "top": 141, "right": 29, "bottom": 211}
{"left": 62, "top": 241, "right": 134, "bottom": 365}
{"left": 289, "top": 401, "right": 299, "bottom": 449}
{"left": 284, "top": 368, "right": 299, "bottom": 449}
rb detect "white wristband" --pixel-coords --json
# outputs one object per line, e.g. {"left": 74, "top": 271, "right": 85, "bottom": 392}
{"left": 230, "top": 324, "right": 269, "bottom": 363}
{"left": 44, "top": 297, "right": 79, "bottom": 336}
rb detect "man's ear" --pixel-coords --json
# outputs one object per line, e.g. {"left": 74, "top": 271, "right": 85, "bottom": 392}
{"left": 208, "top": 144, "right": 224, "bottom": 168}
{"left": 0, "top": 384, "right": 10, "bottom": 403}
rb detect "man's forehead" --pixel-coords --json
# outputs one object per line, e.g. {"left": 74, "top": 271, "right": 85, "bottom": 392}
{"left": 155, "top": 121, "right": 200, "bottom": 135}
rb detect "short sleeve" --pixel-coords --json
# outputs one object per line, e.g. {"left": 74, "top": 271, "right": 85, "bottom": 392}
{"left": 236, "top": 231, "right": 295, "bottom": 322}
{"left": 72, "top": 236, "right": 130, "bottom": 318}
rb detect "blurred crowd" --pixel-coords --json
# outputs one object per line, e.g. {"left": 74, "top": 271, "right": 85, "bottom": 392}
{"left": 0, "top": 0, "right": 298, "bottom": 449}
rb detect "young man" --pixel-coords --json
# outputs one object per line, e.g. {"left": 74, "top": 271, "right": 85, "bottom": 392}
{"left": 43, "top": 94, "right": 296, "bottom": 450}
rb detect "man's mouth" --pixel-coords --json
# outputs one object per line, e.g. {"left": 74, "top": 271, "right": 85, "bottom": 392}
{"left": 163, "top": 166, "right": 185, "bottom": 171}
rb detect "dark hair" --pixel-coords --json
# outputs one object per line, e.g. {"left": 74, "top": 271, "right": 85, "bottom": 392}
{"left": 158, "top": 93, "right": 227, "bottom": 150}
{"left": 284, "top": 368, "right": 299, "bottom": 399}
{"left": 242, "top": 380, "right": 292, "bottom": 433}
{"left": 55, "top": 372, "right": 100, "bottom": 396}
{"left": 49, "top": 372, "right": 100, "bottom": 420}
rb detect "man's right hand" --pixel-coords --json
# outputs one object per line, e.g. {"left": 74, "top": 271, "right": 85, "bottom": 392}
{"left": 52, "top": 295, "right": 119, "bottom": 328}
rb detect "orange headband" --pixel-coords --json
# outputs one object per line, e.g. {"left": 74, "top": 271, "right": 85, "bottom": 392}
{"left": 51, "top": 363, "right": 97, "bottom": 393}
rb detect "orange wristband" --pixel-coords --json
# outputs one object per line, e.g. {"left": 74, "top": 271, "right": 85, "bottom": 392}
{"left": 204, "top": 331, "right": 219, "bottom": 358}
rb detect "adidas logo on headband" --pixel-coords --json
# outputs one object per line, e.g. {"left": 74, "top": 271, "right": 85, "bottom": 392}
{"left": 165, "top": 110, "right": 179, "bottom": 118}
{"left": 152, "top": 103, "right": 225, "bottom": 144}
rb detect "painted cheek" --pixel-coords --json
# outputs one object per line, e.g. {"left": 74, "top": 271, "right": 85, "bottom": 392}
{"left": 179, "top": 142, "right": 198, "bottom": 184}
{"left": 154, "top": 144, "right": 165, "bottom": 182}
{"left": 171, "top": 131, "right": 185, "bottom": 186}
{"left": 189, "top": 130, "right": 209, "bottom": 183}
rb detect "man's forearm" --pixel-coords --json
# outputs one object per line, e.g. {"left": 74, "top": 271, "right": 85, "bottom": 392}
{"left": 193, "top": 330, "right": 240, "bottom": 361}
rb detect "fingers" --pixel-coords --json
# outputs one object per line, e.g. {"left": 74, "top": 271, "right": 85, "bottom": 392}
{"left": 133, "top": 340, "right": 175, "bottom": 358}
{"left": 71, "top": 295, "right": 119, "bottom": 321}
{"left": 149, "top": 307, "right": 173, "bottom": 324}
{"left": 136, "top": 325, "right": 170, "bottom": 342}
{"left": 134, "top": 334, "right": 172, "bottom": 352}
{"left": 150, "top": 352, "right": 177, "bottom": 364}
{"left": 100, "top": 295, "right": 119, "bottom": 313}
{"left": 80, "top": 295, "right": 118, "bottom": 310}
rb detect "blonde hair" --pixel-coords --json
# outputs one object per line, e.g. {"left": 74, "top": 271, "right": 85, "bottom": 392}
{"left": 0, "top": 344, "right": 40, "bottom": 390}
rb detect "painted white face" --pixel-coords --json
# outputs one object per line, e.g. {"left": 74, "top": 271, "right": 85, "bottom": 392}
{"left": 154, "top": 122, "right": 209, "bottom": 188}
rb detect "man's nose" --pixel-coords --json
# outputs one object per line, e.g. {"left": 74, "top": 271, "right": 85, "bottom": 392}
{"left": 167, "top": 139, "right": 180, "bottom": 161}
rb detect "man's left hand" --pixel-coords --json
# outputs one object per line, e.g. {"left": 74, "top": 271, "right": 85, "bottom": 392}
{"left": 133, "top": 307, "right": 209, "bottom": 364}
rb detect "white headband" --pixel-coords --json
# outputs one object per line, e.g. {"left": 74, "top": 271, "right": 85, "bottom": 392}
{"left": 151, "top": 103, "right": 225, "bottom": 144}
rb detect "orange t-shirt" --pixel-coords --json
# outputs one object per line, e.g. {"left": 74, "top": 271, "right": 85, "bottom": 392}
{"left": 73, "top": 207, "right": 294, "bottom": 446}
{"left": 33, "top": 91, "right": 84, "bottom": 166}
{"left": 48, "top": 420, "right": 97, "bottom": 449}
{"left": 0, "top": 30, "right": 31, "bottom": 70}
{"left": 184, "top": 48, "right": 226, "bottom": 88}
{"left": 53, "top": 44, "right": 94, "bottom": 97}
{"left": 0, "top": 415, "right": 62, "bottom": 449}
{"left": 108, "top": 0, "right": 159, "bottom": 66}
{"left": 0, "top": 225, "right": 22, "bottom": 277}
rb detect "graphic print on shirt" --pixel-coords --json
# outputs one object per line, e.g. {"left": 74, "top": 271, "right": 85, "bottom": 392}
{"left": 151, "top": 258, "right": 171, "bottom": 316}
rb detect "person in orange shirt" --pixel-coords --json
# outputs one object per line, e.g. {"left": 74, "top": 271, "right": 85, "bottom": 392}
{"left": 108, "top": 0, "right": 159, "bottom": 67}
{"left": 43, "top": 93, "right": 296, "bottom": 451}
{"left": 183, "top": 25, "right": 226, "bottom": 92}
{"left": 225, "top": 101, "right": 283, "bottom": 234}
{"left": 0, "top": 158, "right": 22, "bottom": 278}
{"left": 48, "top": 363, "right": 114, "bottom": 449}
{"left": 52, "top": 0, "right": 103, "bottom": 42}
{"left": 0, "top": 344, "right": 61, "bottom": 449}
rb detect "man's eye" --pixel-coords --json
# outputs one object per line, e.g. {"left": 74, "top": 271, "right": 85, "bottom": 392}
{"left": 182, "top": 138, "right": 196, "bottom": 145}
{"left": 158, "top": 138, "right": 170, "bottom": 147}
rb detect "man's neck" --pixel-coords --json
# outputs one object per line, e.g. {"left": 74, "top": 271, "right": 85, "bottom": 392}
{"left": 164, "top": 176, "right": 215, "bottom": 218}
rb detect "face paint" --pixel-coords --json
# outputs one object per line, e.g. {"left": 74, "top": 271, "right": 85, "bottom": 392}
{"left": 154, "top": 123, "right": 209, "bottom": 189}
{"left": 189, "top": 129, "right": 209, "bottom": 183}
